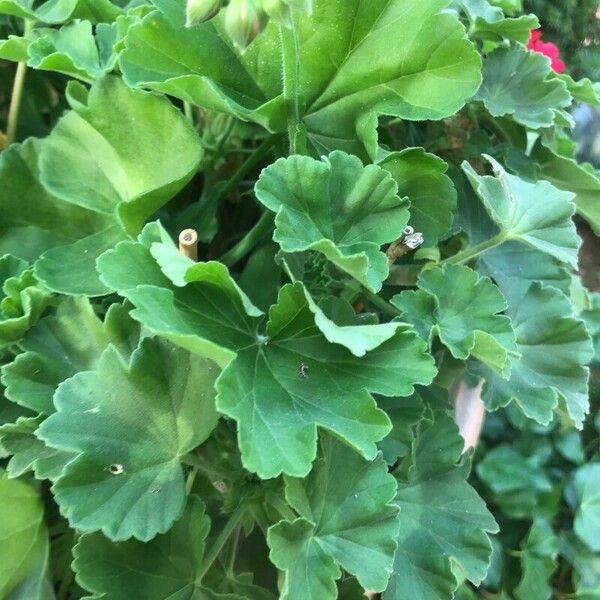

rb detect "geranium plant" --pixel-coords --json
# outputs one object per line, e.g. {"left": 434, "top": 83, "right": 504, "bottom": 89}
{"left": 0, "top": 0, "right": 599, "bottom": 598}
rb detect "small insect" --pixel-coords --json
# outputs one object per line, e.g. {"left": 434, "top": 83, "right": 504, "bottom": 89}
{"left": 298, "top": 363, "right": 310, "bottom": 379}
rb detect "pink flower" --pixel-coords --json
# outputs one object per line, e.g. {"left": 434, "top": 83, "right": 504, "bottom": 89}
{"left": 527, "top": 29, "right": 566, "bottom": 74}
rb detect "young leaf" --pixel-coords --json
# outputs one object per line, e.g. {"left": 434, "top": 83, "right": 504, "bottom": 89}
{"left": 255, "top": 151, "right": 409, "bottom": 292}
{"left": 574, "top": 463, "right": 600, "bottom": 552}
{"left": 120, "top": 0, "right": 482, "bottom": 157}
{"left": 74, "top": 496, "right": 245, "bottom": 599}
{"left": 454, "top": 0, "right": 538, "bottom": 42}
{"left": 0, "top": 470, "right": 49, "bottom": 598}
{"left": 386, "top": 410, "right": 499, "bottom": 600}
{"left": 37, "top": 337, "right": 221, "bottom": 541}
{"left": 0, "top": 255, "right": 51, "bottom": 349}
{"left": 26, "top": 20, "right": 118, "bottom": 80}
{"left": 392, "top": 264, "right": 518, "bottom": 377}
{"left": 462, "top": 155, "right": 580, "bottom": 268}
{"left": 475, "top": 46, "right": 572, "bottom": 129}
{"left": 0, "top": 0, "right": 121, "bottom": 23}
{"left": 476, "top": 283, "right": 593, "bottom": 427}
{"left": 267, "top": 434, "right": 400, "bottom": 599}
{"left": 379, "top": 148, "right": 457, "bottom": 248}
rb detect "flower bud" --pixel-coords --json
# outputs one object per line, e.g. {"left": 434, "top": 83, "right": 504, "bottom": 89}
{"left": 262, "top": 0, "right": 292, "bottom": 27}
{"left": 225, "top": 0, "right": 261, "bottom": 48}
{"left": 186, "top": 0, "right": 222, "bottom": 27}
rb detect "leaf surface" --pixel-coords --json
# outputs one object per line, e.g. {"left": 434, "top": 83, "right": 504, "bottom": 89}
{"left": 38, "top": 337, "right": 220, "bottom": 541}
{"left": 268, "top": 435, "right": 399, "bottom": 599}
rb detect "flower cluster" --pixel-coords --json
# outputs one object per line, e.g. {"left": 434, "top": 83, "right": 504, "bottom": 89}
{"left": 527, "top": 29, "right": 566, "bottom": 73}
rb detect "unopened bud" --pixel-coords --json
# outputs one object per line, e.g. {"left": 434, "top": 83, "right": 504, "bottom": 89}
{"left": 404, "top": 232, "right": 424, "bottom": 250}
{"left": 186, "top": 0, "right": 222, "bottom": 27}
{"left": 225, "top": 0, "right": 261, "bottom": 48}
{"left": 262, "top": 0, "right": 292, "bottom": 27}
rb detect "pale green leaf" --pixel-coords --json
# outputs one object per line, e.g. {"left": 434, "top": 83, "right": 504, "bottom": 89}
{"left": 0, "top": 470, "right": 49, "bottom": 598}
{"left": 532, "top": 140, "right": 600, "bottom": 236}
{"left": 386, "top": 410, "right": 498, "bottom": 600}
{"left": 391, "top": 264, "right": 517, "bottom": 377}
{"left": 477, "top": 282, "right": 593, "bottom": 427}
{"left": 38, "top": 337, "right": 220, "bottom": 541}
{"left": 268, "top": 435, "right": 399, "bottom": 599}
{"left": 462, "top": 155, "right": 580, "bottom": 268}
{"left": 454, "top": 0, "right": 538, "bottom": 42}
{"left": 255, "top": 151, "right": 409, "bottom": 292}
{"left": 0, "top": 0, "right": 122, "bottom": 23}
{"left": 475, "top": 46, "right": 572, "bottom": 129}
{"left": 574, "top": 463, "right": 600, "bottom": 552}
{"left": 379, "top": 148, "right": 457, "bottom": 247}
{"left": 120, "top": 0, "right": 482, "bottom": 157}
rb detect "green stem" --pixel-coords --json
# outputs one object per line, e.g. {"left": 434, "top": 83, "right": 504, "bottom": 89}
{"left": 440, "top": 232, "right": 508, "bottom": 266}
{"left": 220, "top": 211, "right": 274, "bottom": 267}
{"left": 210, "top": 134, "right": 280, "bottom": 206}
{"left": 226, "top": 525, "right": 241, "bottom": 575}
{"left": 182, "top": 453, "right": 234, "bottom": 481}
{"left": 197, "top": 504, "right": 247, "bottom": 580}
{"left": 362, "top": 288, "right": 401, "bottom": 318}
{"left": 279, "top": 20, "right": 300, "bottom": 154}
{"left": 268, "top": 494, "right": 297, "bottom": 522}
{"left": 6, "top": 19, "right": 33, "bottom": 146}
{"left": 56, "top": 562, "right": 73, "bottom": 600}
{"left": 185, "top": 467, "right": 198, "bottom": 494}
{"left": 183, "top": 101, "right": 194, "bottom": 124}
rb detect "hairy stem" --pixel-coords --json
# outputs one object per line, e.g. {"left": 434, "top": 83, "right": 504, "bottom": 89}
{"left": 440, "top": 232, "right": 508, "bottom": 266}
{"left": 182, "top": 452, "right": 234, "bottom": 481}
{"left": 362, "top": 288, "right": 401, "bottom": 319}
{"left": 280, "top": 20, "right": 301, "bottom": 154}
{"left": 220, "top": 211, "right": 274, "bottom": 266}
{"left": 6, "top": 19, "right": 33, "bottom": 146}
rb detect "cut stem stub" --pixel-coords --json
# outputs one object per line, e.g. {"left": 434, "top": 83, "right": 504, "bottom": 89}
{"left": 179, "top": 228, "right": 199, "bottom": 261}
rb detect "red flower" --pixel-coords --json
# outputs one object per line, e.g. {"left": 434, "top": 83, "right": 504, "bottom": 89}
{"left": 526, "top": 29, "right": 566, "bottom": 74}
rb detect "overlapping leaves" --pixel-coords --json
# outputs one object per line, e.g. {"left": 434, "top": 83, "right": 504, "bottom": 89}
{"left": 97, "top": 225, "right": 436, "bottom": 478}
{"left": 268, "top": 435, "right": 400, "bottom": 599}
{"left": 120, "top": 0, "right": 482, "bottom": 157}
{"left": 0, "top": 75, "right": 202, "bottom": 295}
{"left": 255, "top": 151, "right": 409, "bottom": 292}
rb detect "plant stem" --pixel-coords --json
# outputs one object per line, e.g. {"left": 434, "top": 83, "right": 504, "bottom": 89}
{"left": 56, "top": 562, "right": 73, "bottom": 600}
{"left": 268, "top": 494, "right": 297, "bottom": 522}
{"left": 279, "top": 20, "right": 300, "bottom": 154}
{"left": 210, "top": 134, "right": 280, "bottom": 207}
{"left": 220, "top": 211, "right": 274, "bottom": 266}
{"left": 185, "top": 467, "right": 198, "bottom": 494}
{"left": 362, "top": 288, "right": 401, "bottom": 318}
{"left": 6, "top": 19, "right": 33, "bottom": 146}
{"left": 182, "top": 452, "right": 234, "bottom": 481}
{"left": 440, "top": 232, "right": 508, "bottom": 266}
{"left": 197, "top": 504, "right": 247, "bottom": 580}
{"left": 226, "top": 525, "right": 241, "bottom": 574}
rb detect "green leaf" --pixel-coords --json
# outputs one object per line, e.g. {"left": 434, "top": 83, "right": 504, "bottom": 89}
{"left": 99, "top": 229, "right": 436, "bottom": 478}
{"left": 0, "top": 0, "right": 122, "bottom": 23}
{"left": 255, "top": 151, "right": 409, "bottom": 292}
{"left": 27, "top": 20, "right": 117, "bottom": 80}
{"left": 475, "top": 46, "right": 572, "bottom": 129}
{"left": 582, "top": 293, "right": 600, "bottom": 363}
{"left": 555, "top": 73, "right": 600, "bottom": 106}
{"left": 37, "top": 337, "right": 220, "bottom": 541}
{"left": 392, "top": 264, "right": 517, "bottom": 377}
{"left": 0, "top": 255, "right": 52, "bottom": 349}
{"left": 217, "top": 282, "right": 435, "bottom": 478}
{"left": 2, "top": 297, "right": 139, "bottom": 415}
{"left": 514, "top": 519, "right": 557, "bottom": 600}
{"left": 454, "top": 0, "right": 538, "bottom": 42}
{"left": 379, "top": 148, "right": 457, "bottom": 247}
{"left": 74, "top": 496, "right": 243, "bottom": 599}
{"left": 532, "top": 140, "right": 600, "bottom": 235}
{"left": 574, "top": 463, "right": 600, "bottom": 552}
{"left": 476, "top": 444, "right": 553, "bottom": 518}
{"left": 0, "top": 416, "right": 72, "bottom": 480}
{"left": 386, "top": 410, "right": 498, "bottom": 600}
{"left": 267, "top": 435, "right": 399, "bottom": 599}
{"left": 120, "top": 0, "right": 482, "bottom": 157}
{"left": 0, "top": 470, "right": 49, "bottom": 598}
{"left": 476, "top": 283, "right": 593, "bottom": 428}
{"left": 463, "top": 155, "right": 580, "bottom": 268}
